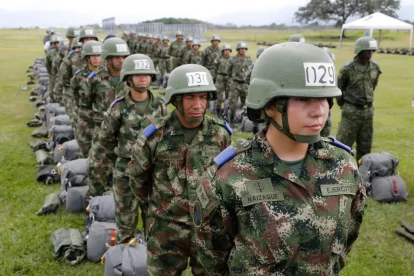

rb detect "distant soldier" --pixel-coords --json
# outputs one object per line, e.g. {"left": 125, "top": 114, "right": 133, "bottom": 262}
{"left": 145, "top": 34, "right": 155, "bottom": 58}
{"left": 288, "top": 33, "right": 306, "bottom": 42}
{"left": 157, "top": 36, "right": 171, "bottom": 88}
{"left": 151, "top": 35, "right": 162, "bottom": 70}
{"left": 138, "top": 34, "right": 148, "bottom": 54}
{"left": 178, "top": 36, "right": 193, "bottom": 66}
{"left": 127, "top": 31, "right": 136, "bottom": 51}
{"left": 45, "top": 35, "right": 61, "bottom": 102}
{"left": 203, "top": 34, "right": 221, "bottom": 79}
{"left": 133, "top": 33, "right": 143, "bottom": 54}
{"left": 122, "top": 30, "right": 129, "bottom": 42}
{"left": 186, "top": 39, "right": 204, "bottom": 65}
{"left": 336, "top": 36, "right": 381, "bottom": 161}
{"left": 227, "top": 41, "right": 252, "bottom": 126}
{"left": 169, "top": 31, "right": 184, "bottom": 70}
{"left": 82, "top": 37, "right": 130, "bottom": 199}
{"left": 213, "top": 44, "right": 232, "bottom": 118}
{"left": 321, "top": 47, "right": 336, "bottom": 137}
{"left": 43, "top": 28, "right": 56, "bottom": 53}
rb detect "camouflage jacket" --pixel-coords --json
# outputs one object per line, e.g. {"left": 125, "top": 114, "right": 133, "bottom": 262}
{"left": 129, "top": 112, "right": 232, "bottom": 225}
{"left": 213, "top": 55, "right": 232, "bottom": 79}
{"left": 45, "top": 49, "right": 58, "bottom": 74}
{"left": 168, "top": 41, "right": 184, "bottom": 57}
{"left": 96, "top": 91, "right": 168, "bottom": 163}
{"left": 203, "top": 46, "right": 221, "bottom": 70}
{"left": 187, "top": 50, "right": 205, "bottom": 65}
{"left": 59, "top": 50, "right": 83, "bottom": 88}
{"left": 159, "top": 44, "right": 170, "bottom": 58}
{"left": 228, "top": 55, "right": 253, "bottom": 82}
{"left": 152, "top": 43, "right": 162, "bottom": 59}
{"left": 146, "top": 42, "right": 155, "bottom": 57}
{"left": 336, "top": 59, "right": 382, "bottom": 106}
{"left": 70, "top": 66, "right": 94, "bottom": 107}
{"left": 78, "top": 68, "right": 128, "bottom": 123}
{"left": 178, "top": 46, "right": 193, "bottom": 65}
{"left": 127, "top": 38, "right": 136, "bottom": 51}
{"left": 52, "top": 46, "right": 68, "bottom": 78}
{"left": 194, "top": 129, "right": 366, "bottom": 275}
{"left": 139, "top": 41, "right": 149, "bottom": 55}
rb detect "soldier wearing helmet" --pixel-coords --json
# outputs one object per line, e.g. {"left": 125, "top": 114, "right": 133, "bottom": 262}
{"left": 151, "top": 35, "right": 162, "bottom": 70}
{"left": 227, "top": 41, "right": 252, "bottom": 126}
{"left": 145, "top": 34, "right": 155, "bottom": 58}
{"left": 203, "top": 34, "right": 221, "bottom": 79}
{"left": 169, "top": 30, "right": 185, "bottom": 69}
{"left": 127, "top": 31, "right": 136, "bottom": 52}
{"left": 80, "top": 37, "right": 130, "bottom": 199}
{"left": 157, "top": 36, "right": 172, "bottom": 89}
{"left": 90, "top": 54, "right": 168, "bottom": 243}
{"left": 71, "top": 41, "right": 103, "bottom": 152}
{"left": 138, "top": 33, "right": 149, "bottom": 54}
{"left": 45, "top": 35, "right": 62, "bottom": 101}
{"left": 320, "top": 47, "right": 336, "bottom": 137}
{"left": 129, "top": 64, "right": 232, "bottom": 275}
{"left": 194, "top": 42, "right": 366, "bottom": 275}
{"left": 178, "top": 36, "right": 193, "bottom": 66}
{"left": 122, "top": 30, "right": 129, "bottom": 42}
{"left": 288, "top": 33, "right": 306, "bottom": 42}
{"left": 336, "top": 36, "right": 381, "bottom": 161}
{"left": 213, "top": 43, "right": 233, "bottom": 118}
{"left": 186, "top": 39, "right": 204, "bottom": 65}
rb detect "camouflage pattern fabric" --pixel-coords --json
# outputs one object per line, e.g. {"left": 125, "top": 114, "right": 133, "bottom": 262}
{"left": 194, "top": 129, "right": 366, "bottom": 275}
{"left": 91, "top": 91, "right": 168, "bottom": 243}
{"left": 50, "top": 47, "right": 68, "bottom": 102}
{"left": 129, "top": 112, "right": 232, "bottom": 275}
{"left": 203, "top": 46, "right": 221, "bottom": 78}
{"left": 146, "top": 42, "right": 155, "bottom": 59}
{"left": 228, "top": 55, "right": 252, "bottom": 119}
{"left": 213, "top": 56, "right": 232, "bottom": 109}
{"left": 151, "top": 43, "right": 162, "bottom": 69}
{"left": 138, "top": 40, "right": 148, "bottom": 54}
{"left": 46, "top": 49, "right": 58, "bottom": 100}
{"left": 169, "top": 41, "right": 185, "bottom": 69}
{"left": 127, "top": 37, "right": 136, "bottom": 52}
{"left": 158, "top": 45, "right": 171, "bottom": 81}
{"left": 336, "top": 59, "right": 381, "bottom": 161}
{"left": 187, "top": 50, "right": 205, "bottom": 65}
{"left": 61, "top": 52, "right": 85, "bottom": 115}
{"left": 178, "top": 46, "right": 192, "bottom": 66}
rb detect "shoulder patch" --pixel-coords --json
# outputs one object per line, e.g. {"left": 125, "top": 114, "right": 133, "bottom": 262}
{"left": 109, "top": 96, "right": 125, "bottom": 108}
{"left": 88, "top": 71, "right": 96, "bottom": 79}
{"left": 143, "top": 124, "right": 157, "bottom": 139}
{"left": 75, "top": 69, "right": 81, "bottom": 75}
{"left": 69, "top": 50, "right": 74, "bottom": 56}
{"left": 214, "top": 146, "right": 237, "bottom": 168}
{"left": 224, "top": 121, "right": 233, "bottom": 135}
{"left": 371, "top": 60, "right": 377, "bottom": 64}
{"left": 345, "top": 61, "right": 352, "bottom": 66}
{"left": 327, "top": 136, "right": 353, "bottom": 155}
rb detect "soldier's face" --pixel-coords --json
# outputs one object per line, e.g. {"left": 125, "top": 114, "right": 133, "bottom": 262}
{"left": 193, "top": 45, "right": 200, "bottom": 51}
{"left": 238, "top": 48, "right": 246, "bottom": 56}
{"left": 176, "top": 35, "right": 183, "bottom": 42}
{"left": 89, "top": 55, "right": 101, "bottom": 67}
{"left": 149, "top": 38, "right": 153, "bottom": 43}
{"left": 222, "top": 50, "right": 230, "bottom": 57}
{"left": 131, "top": 74, "right": 151, "bottom": 90}
{"left": 52, "top": 42, "right": 59, "bottom": 49}
{"left": 108, "top": 56, "right": 125, "bottom": 71}
{"left": 359, "top": 50, "right": 373, "bottom": 62}
{"left": 186, "top": 41, "right": 192, "bottom": 47}
{"left": 163, "top": 40, "right": 169, "bottom": 45}
{"left": 212, "top": 40, "right": 219, "bottom": 47}
{"left": 83, "top": 37, "right": 95, "bottom": 43}
{"left": 266, "top": 98, "right": 329, "bottom": 136}
{"left": 180, "top": 92, "right": 208, "bottom": 124}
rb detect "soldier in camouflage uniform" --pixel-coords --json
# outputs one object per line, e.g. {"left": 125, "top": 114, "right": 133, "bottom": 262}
{"left": 151, "top": 35, "right": 161, "bottom": 70}
{"left": 157, "top": 36, "right": 171, "bottom": 87}
{"left": 71, "top": 41, "right": 103, "bottom": 136}
{"left": 203, "top": 34, "right": 221, "bottom": 79}
{"left": 91, "top": 54, "right": 168, "bottom": 243}
{"left": 186, "top": 39, "right": 204, "bottom": 65}
{"left": 129, "top": 64, "right": 232, "bottom": 275}
{"left": 178, "top": 36, "right": 193, "bottom": 66}
{"left": 127, "top": 31, "right": 136, "bottom": 52}
{"left": 169, "top": 30, "right": 184, "bottom": 70}
{"left": 45, "top": 35, "right": 61, "bottom": 102}
{"left": 213, "top": 44, "right": 232, "bottom": 118}
{"left": 122, "top": 30, "right": 129, "bottom": 42}
{"left": 227, "top": 41, "right": 252, "bottom": 126}
{"left": 145, "top": 34, "right": 155, "bottom": 58}
{"left": 59, "top": 27, "right": 98, "bottom": 114}
{"left": 194, "top": 42, "right": 366, "bottom": 275}
{"left": 138, "top": 34, "right": 148, "bottom": 54}
{"left": 336, "top": 37, "right": 381, "bottom": 161}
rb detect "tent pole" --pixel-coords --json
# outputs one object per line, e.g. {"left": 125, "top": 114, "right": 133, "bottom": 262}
{"left": 410, "top": 28, "right": 413, "bottom": 50}
{"left": 378, "top": 29, "right": 382, "bottom": 48}
{"left": 339, "top": 28, "right": 344, "bottom": 49}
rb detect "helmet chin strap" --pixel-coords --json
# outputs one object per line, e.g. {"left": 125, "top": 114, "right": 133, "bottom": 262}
{"left": 108, "top": 58, "right": 122, "bottom": 71}
{"left": 128, "top": 77, "right": 148, "bottom": 93}
{"left": 268, "top": 99, "right": 321, "bottom": 144}
{"left": 174, "top": 96, "right": 205, "bottom": 124}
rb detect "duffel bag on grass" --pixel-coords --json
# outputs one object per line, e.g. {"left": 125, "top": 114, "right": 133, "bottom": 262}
{"left": 371, "top": 174, "right": 408, "bottom": 203}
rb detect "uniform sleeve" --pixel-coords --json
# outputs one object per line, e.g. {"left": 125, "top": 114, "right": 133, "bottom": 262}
{"left": 168, "top": 44, "right": 173, "bottom": 56}
{"left": 45, "top": 55, "right": 52, "bottom": 74}
{"left": 60, "top": 58, "right": 72, "bottom": 88}
{"left": 336, "top": 66, "right": 349, "bottom": 107}
{"left": 372, "top": 65, "right": 382, "bottom": 91}
{"left": 77, "top": 78, "right": 95, "bottom": 129}
{"left": 202, "top": 48, "right": 209, "bottom": 67}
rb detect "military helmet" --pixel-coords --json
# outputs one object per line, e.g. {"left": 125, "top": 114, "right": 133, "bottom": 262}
{"left": 247, "top": 42, "right": 341, "bottom": 110}
{"left": 101, "top": 37, "right": 130, "bottom": 59}
{"left": 79, "top": 27, "right": 98, "bottom": 42}
{"left": 323, "top": 47, "right": 336, "bottom": 62}
{"left": 130, "top": 30, "right": 136, "bottom": 35}
{"left": 59, "top": 38, "right": 70, "bottom": 49}
{"left": 162, "top": 36, "right": 169, "bottom": 42}
{"left": 165, "top": 64, "right": 217, "bottom": 104}
{"left": 66, "top": 27, "right": 76, "bottom": 38}
{"left": 210, "top": 34, "right": 221, "bottom": 42}
{"left": 81, "top": 41, "right": 103, "bottom": 59}
{"left": 123, "top": 30, "right": 129, "bottom": 35}
{"left": 288, "top": 34, "right": 306, "bottom": 43}
{"left": 236, "top": 41, "right": 248, "bottom": 50}
{"left": 354, "top": 36, "right": 378, "bottom": 55}
{"left": 147, "top": 33, "right": 154, "bottom": 39}
{"left": 185, "top": 36, "right": 193, "bottom": 42}
{"left": 74, "top": 29, "right": 81, "bottom": 37}
{"left": 221, "top": 44, "right": 232, "bottom": 52}
{"left": 154, "top": 35, "right": 161, "bottom": 40}
{"left": 120, "top": 54, "right": 157, "bottom": 82}
{"left": 138, "top": 32, "right": 143, "bottom": 37}
{"left": 192, "top": 39, "right": 201, "bottom": 47}
{"left": 49, "top": 35, "right": 61, "bottom": 44}
{"left": 142, "top": 33, "right": 148, "bottom": 38}
{"left": 71, "top": 38, "right": 83, "bottom": 49}
{"left": 176, "top": 30, "right": 183, "bottom": 36}
{"left": 256, "top": 47, "right": 266, "bottom": 58}
{"left": 48, "top": 28, "right": 56, "bottom": 35}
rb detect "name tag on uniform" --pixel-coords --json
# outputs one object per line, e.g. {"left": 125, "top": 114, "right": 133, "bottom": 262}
{"left": 158, "top": 153, "right": 184, "bottom": 161}
{"left": 241, "top": 178, "right": 284, "bottom": 207}
{"left": 197, "top": 184, "right": 210, "bottom": 208}
{"left": 202, "top": 146, "right": 221, "bottom": 157}
{"left": 320, "top": 184, "right": 357, "bottom": 196}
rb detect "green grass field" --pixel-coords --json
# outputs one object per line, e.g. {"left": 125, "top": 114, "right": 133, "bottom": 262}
{"left": 0, "top": 28, "right": 413, "bottom": 275}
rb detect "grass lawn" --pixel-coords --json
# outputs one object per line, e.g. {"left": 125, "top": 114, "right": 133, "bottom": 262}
{"left": 0, "top": 28, "right": 413, "bottom": 275}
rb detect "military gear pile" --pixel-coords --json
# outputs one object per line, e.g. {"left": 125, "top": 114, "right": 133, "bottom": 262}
{"left": 51, "top": 228, "right": 86, "bottom": 265}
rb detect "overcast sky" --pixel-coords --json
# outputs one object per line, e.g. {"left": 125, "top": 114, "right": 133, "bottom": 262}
{"left": 1, "top": 0, "right": 413, "bottom": 28}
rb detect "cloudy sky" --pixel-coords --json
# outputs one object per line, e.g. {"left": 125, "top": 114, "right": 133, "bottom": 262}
{"left": 1, "top": 0, "right": 413, "bottom": 28}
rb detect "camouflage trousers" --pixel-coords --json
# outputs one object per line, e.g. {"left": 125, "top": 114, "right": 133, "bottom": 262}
{"left": 159, "top": 58, "right": 171, "bottom": 81}
{"left": 48, "top": 76, "right": 56, "bottom": 103}
{"left": 63, "top": 87, "right": 73, "bottom": 120}
{"left": 146, "top": 217, "right": 206, "bottom": 276}
{"left": 171, "top": 56, "right": 181, "bottom": 70}
{"left": 336, "top": 103, "right": 374, "bottom": 161}
{"left": 76, "top": 107, "right": 94, "bottom": 158}
{"left": 229, "top": 80, "right": 249, "bottom": 119}
{"left": 153, "top": 58, "right": 159, "bottom": 71}
{"left": 71, "top": 104, "right": 78, "bottom": 135}
{"left": 320, "top": 110, "right": 332, "bottom": 137}
{"left": 86, "top": 124, "right": 114, "bottom": 198}
{"left": 53, "top": 78, "right": 64, "bottom": 104}
{"left": 215, "top": 75, "right": 230, "bottom": 110}
{"left": 113, "top": 158, "right": 147, "bottom": 243}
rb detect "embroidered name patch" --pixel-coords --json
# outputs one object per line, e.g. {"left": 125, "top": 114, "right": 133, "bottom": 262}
{"left": 241, "top": 178, "right": 284, "bottom": 207}
{"left": 158, "top": 153, "right": 184, "bottom": 161}
{"left": 320, "top": 184, "right": 357, "bottom": 196}
{"left": 196, "top": 184, "right": 210, "bottom": 208}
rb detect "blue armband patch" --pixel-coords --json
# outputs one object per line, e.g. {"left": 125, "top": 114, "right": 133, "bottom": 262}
{"left": 224, "top": 121, "right": 233, "bottom": 135}
{"left": 69, "top": 50, "right": 74, "bottom": 56}
{"left": 328, "top": 136, "right": 352, "bottom": 154}
{"left": 110, "top": 97, "right": 124, "bottom": 108}
{"left": 371, "top": 60, "right": 377, "bottom": 64}
{"left": 214, "top": 146, "right": 237, "bottom": 167}
{"left": 143, "top": 124, "right": 157, "bottom": 138}
{"left": 345, "top": 61, "right": 352, "bottom": 66}
{"left": 88, "top": 71, "right": 96, "bottom": 79}
{"left": 75, "top": 69, "right": 81, "bottom": 75}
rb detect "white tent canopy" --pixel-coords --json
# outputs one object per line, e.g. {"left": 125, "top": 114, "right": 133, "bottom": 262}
{"left": 339, "top": 12, "right": 413, "bottom": 50}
